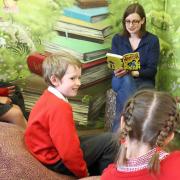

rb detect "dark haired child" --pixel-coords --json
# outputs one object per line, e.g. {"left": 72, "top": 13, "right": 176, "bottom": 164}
{"left": 101, "top": 89, "right": 180, "bottom": 180}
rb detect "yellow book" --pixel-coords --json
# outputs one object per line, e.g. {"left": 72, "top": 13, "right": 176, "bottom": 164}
{"left": 106, "top": 52, "right": 140, "bottom": 71}
{"left": 56, "top": 16, "right": 112, "bottom": 37}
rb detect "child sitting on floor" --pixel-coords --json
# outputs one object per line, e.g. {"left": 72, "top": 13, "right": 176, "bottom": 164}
{"left": 24, "top": 52, "right": 118, "bottom": 178}
{"left": 101, "top": 89, "right": 180, "bottom": 180}
{"left": 0, "top": 84, "right": 27, "bottom": 129}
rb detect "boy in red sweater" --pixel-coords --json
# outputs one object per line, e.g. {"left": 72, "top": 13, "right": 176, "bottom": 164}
{"left": 24, "top": 52, "right": 118, "bottom": 178}
{"left": 101, "top": 89, "right": 180, "bottom": 180}
{"left": 0, "top": 84, "right": 27, "bottom": 129}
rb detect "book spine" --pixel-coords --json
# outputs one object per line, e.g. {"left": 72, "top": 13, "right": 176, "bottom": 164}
{"left": 57, "top": 31, "right": 104, "bottom": 44}
{"left": 77, "top": 1, "right": 108, "bottom": 9}
{"left": 80, "top": 75, "right": 111, "bottom": 89}
{"left": 82, "top": 57, "right": 106, "bottom": 69}
{"left": 64, "top": 9, "right": 91, "bottom": 22}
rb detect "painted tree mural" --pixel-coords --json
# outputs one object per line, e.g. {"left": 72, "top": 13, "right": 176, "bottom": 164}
{"left": 0, "top": 0, "right": 74, "bottom": 81}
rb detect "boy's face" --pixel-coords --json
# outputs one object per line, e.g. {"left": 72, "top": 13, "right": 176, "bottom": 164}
{"left": 56, "top": 64, "right": 81, "bottom": 97}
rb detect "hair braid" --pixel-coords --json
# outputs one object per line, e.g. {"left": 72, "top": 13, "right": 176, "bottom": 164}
{"left": 118, "top": 99, "right": 134, "bottom": 166}
{"left": 116, "top": 89, "right": 180, "bottom": 176}
{"left": 148, "top": 109, "right": 179, "bottom": 174}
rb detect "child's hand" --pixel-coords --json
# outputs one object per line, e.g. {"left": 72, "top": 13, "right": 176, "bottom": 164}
{"left": 114, "top": 68, "right": 128, "bottom": 77}
{"left": 7, "top": 85, "right": 16, "bottom": 96}
{"left": 0, "top": 96, "right": 12, "bottom": 104}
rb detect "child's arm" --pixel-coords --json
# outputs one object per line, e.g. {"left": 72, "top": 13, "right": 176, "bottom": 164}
{"left": 49, "top": 103, "right": 88, "bottom": 178}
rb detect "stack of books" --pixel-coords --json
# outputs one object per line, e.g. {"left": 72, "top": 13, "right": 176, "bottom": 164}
{"left": 54, "top": 0, "right": 111, "bottom": 44}
{"left": 21, "top": 0, "right": 112, "bottom": 127}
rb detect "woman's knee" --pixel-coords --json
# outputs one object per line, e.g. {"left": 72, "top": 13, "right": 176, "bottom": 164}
{"left": 112, "top": 75, "right": 135, "bottom": 92}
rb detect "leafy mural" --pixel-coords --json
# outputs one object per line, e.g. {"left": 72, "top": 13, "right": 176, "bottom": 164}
{"left": 0, "top": 0, "right": 74, "bottom": 82}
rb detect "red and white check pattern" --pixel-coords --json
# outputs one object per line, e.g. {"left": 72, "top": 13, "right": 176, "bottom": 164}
{"left": 117, "top": 148, "right": 169, "bottom": 172}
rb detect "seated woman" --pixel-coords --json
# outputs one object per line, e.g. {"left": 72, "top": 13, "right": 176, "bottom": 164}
{"left": 0, "top": 84, "right": 27, "bottom": 129}
{"left": 111, "top": 3, "right": 160, "bottom": 132}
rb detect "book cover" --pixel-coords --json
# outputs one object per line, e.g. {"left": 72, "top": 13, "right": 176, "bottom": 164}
{"left": 106, "top": 52, "right": 140, "bottom": 71}
{"left": 63, "top": 6, "right": 109, "bottom": 23}
{"left": 75, "top": 0, "right": 108, "bottom": 9}
{"left": 44, "top": 36, "right": 110, "bottom": 62}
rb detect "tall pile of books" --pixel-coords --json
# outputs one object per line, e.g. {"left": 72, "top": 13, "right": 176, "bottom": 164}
{"left": 17, "top": 0, "right": 112, "bottom": 128}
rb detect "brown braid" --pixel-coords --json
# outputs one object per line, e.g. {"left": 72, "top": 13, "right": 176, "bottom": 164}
{"left": 116, "top": 89, "right": 180, "bottom": 176}
{"left": 118, "top": 98, "right": 134, "bottom": 166}
{"left": 148, "top": 102, "right": 180, "bottom": 174}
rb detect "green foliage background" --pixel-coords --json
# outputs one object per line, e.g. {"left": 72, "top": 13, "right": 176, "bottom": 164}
{"left": 0, "top": 0, "right": 74, "bottom": 82}
{"left": 108, "top": 0, "right": 180, "bottom": 97}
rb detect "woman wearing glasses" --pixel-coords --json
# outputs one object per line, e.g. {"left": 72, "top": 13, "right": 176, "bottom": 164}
{"left": 111, "top": 3, "right": 160, "bottom": 132}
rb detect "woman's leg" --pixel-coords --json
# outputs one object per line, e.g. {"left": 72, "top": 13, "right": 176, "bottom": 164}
{"left": 111, "top": 74, "right": 136, "bottom": 132}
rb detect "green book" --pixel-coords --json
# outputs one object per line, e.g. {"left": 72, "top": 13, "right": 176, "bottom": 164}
{"left": 44, "top": 36, "right": 110, "bottom": 62}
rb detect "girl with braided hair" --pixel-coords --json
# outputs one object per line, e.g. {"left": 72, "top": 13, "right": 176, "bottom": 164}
{"left": 101, "top": 89, "right": 180, "bottom": 180}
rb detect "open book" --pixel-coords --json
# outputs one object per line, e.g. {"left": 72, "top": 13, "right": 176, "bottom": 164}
{"left": 106, "top": 52, "right": 140, "bottom": 71}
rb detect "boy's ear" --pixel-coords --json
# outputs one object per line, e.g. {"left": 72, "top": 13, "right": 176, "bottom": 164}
{"left": 50, "top": 75, "right": 60, "bottom": 87}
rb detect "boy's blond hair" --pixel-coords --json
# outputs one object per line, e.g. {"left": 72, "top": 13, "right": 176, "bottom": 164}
{"left": 42, "top": 52, "right": 82, "bottom": 86}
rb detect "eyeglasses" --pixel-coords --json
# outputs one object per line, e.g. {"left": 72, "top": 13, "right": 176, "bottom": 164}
{"left": 125, "top": 19, "right": 141, "bottom": 25}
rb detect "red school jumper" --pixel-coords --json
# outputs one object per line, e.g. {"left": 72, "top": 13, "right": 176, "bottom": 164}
{"left": 25, "top": 89, "right": 87, "bottom": 178}
{"left": 101, "top": 151, "right": 180, "bottom": 180}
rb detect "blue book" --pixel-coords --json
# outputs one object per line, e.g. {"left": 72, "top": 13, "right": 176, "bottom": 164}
{"left": 63, "top": 6, "right": 109, "bottom": 23}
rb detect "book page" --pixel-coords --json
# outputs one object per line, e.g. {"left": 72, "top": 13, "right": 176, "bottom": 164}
{"left": 106, "top": 53, "right": 123, "bottom": 70}
{"left": 123, "top": 52, "right": 140, "bottom": 70}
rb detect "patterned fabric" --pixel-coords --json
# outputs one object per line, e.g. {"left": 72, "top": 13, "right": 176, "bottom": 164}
{"left": 117, "top": 148, "right": 169, "bottom": 172}
{"left": 0, "top": 122, "right": 74, "bottom": 180}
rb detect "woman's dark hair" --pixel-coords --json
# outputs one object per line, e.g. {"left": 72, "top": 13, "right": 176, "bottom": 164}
{"left": 122, "top": 3, "right": 146, "bottom": 37}
{"left": 117, "top": 89, "right": 179, "bottom": 175}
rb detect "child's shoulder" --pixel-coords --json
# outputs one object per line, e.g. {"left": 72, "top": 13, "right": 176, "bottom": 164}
{"left": 44, "top": 90, "right": 72, "bottom": 109}
{"left": 168, "top": 151, "right": 180, "bottom": 160}
{"left": 162, "top": 151, "right": 180, "bottom": 167}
